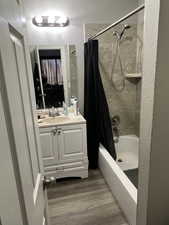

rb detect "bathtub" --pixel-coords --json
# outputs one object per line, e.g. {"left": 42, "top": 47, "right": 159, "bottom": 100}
{"left": 99, "top": 135, "right": 139, "bottom": 225}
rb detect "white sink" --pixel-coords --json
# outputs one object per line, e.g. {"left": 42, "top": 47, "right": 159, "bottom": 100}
{"left": 37, "top": 114, "right": 85, "bottom": 127}
{"left": 38, "top": 116, "right": 70, "bottom": 124}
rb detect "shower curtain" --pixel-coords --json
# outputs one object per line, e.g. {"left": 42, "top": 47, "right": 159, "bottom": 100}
{"left": 84, "top": 40, "right": 117, "bottom": 169}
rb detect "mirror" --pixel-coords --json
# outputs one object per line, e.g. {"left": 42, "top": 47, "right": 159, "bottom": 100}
{"left": 30, "top": 45, "right": 78, "bottom": 109}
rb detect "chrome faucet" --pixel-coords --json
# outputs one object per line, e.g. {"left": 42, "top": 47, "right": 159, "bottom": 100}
{"left": 48, "top": 107, "right": 60, "bottom": 117}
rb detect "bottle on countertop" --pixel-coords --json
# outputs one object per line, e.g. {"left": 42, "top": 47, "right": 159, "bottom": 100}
{"left": 70, "top": 97, "right": 79, "bottom": 116}
{"left": 63, "top": 101, "right": 68, "bottom": 115}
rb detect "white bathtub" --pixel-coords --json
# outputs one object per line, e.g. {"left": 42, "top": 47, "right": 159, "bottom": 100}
{"left": 99, "top": 135, "right": 139, "bottom": 225}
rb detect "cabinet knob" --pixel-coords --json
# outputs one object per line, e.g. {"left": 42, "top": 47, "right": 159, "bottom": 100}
{"left": 57, "top": 130, "right": 62, "bottom": 135}
{"left": 52, "top": 129, "right": 57, "bottom": 135}
{"left": 42, "top": 176, "right": 55, "bottom": 189}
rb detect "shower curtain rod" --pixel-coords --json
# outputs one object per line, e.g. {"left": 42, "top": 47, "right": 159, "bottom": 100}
{"left": 89, "top": 4, "right": 145, "bottom": 40}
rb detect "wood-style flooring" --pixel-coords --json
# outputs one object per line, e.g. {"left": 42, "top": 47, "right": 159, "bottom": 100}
{"left": 47, "top": 169, "right": 128, "bottom": 225}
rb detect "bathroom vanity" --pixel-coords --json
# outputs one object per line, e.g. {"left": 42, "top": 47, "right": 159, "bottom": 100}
{"left": 38, "top": 114, "right": 88, "bottom": 179}
{"left": 32, "top": 44, "right": 88, "bottom": 179}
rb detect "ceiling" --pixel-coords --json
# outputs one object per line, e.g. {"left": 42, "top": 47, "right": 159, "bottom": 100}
{"left": 24, "top": 0, "right": 139, "bottom": 24}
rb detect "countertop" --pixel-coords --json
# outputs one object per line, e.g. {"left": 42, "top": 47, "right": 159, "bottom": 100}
{"left": 38, "top": 113, "right": 86, "bottom": 128}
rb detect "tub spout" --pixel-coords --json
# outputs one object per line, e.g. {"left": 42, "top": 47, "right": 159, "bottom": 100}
{"left": 113, "top": 127, "right": 120, "bottom": 143}
{"left": 111, "top": 115, "right": 120, "bottom": 143}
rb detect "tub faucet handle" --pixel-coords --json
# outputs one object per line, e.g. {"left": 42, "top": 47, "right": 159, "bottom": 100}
{"left": 112, "top": 115, "right": 120, "bottom": 127}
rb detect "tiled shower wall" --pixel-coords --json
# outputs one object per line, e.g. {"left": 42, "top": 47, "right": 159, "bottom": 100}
{"left": 85, "top": 21, "right": 143, "bottom": 136}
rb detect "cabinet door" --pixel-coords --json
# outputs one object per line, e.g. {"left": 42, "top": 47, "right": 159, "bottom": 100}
{"left": 40, "top": 127, "right": 59, "bottom": 166}
{"left": 58, "top": 124, "right": 84, "bottom": 163}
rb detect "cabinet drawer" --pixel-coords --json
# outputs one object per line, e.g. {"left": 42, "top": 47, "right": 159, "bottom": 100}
{"left": 44, "top": 161, "right": 85, "bottom": 172}
{"left": 44, "top": 161, "right": 88, "bottom": 179}
{"left": 39, "top": 126, "right": 56, "bottom": 133}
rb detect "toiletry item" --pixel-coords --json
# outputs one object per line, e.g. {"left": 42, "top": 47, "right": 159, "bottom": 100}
{"left": 49, "top": 107, "right": 56, "bottom": 117}
{"left": 69, "top": 97, "right": 75, "bottom": 115}
{"left": 70, "top": 96, "right": 76, "bottom": 105}
{"left": 71, "top": 97, "right": 79, "bottom": 116}
{"left": 63, "top": 102, "right": 68, "bottom": 115}
{"left": 74, "top": 99, "right": 79, "bottom": 116}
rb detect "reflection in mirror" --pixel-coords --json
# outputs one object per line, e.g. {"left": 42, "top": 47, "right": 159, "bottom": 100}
{"left": 30, "top": 45, "right": 78, "bottom": 109}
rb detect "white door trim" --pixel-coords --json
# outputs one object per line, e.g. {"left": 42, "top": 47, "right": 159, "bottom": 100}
{"left": 33, "top": 173, "right": 42, "bottom": 204}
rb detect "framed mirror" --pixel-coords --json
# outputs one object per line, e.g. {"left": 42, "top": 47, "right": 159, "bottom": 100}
{"left": 30, "top": 45, "right": 78, "bottom": 109}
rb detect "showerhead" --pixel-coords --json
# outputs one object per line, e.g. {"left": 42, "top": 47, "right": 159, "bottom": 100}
{"left": 113, "top": 24, "right": 131, "bottom": 40}
{"left": 120, "top": 24, "right": 131, "bottom": 39}
{"left": 124, "top": 24, "right": 131, "bottom": 30}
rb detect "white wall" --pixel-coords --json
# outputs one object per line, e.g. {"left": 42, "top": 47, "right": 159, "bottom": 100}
{"left": 24, "top": 0, "right": 138, "bottom": 112}
{"left": 138, "top": 0, "right": 144, "bottom": 5}
{"left": 0, "top": 0, "right": 25, "bottom": 33}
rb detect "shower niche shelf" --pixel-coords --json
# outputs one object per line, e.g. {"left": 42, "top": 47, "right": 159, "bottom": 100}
{"left": 125, "top": 73, "right": 142, "bottom": 78}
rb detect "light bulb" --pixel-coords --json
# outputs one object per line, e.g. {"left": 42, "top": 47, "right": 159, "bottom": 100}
{"left": 35, "top": 16, "right": 43, "bottom": 24}
{"left": 48, "top": 16, "right": 56, "bottom": 24}
{"left": 21, "top": 17, "right": 26, "bottom": 23}
{"left": 57, "top": 16, "right": 68, "bottom": 24}
{"left": 32, "top": 15, "right": 69, "bottom": 27}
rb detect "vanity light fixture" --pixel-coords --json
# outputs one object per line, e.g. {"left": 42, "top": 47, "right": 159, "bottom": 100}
{"left": 32, "top": 15, "right": 69, "bottom": 27}
{"left": 48, "top": 16, "right": 56, "bottom": 24}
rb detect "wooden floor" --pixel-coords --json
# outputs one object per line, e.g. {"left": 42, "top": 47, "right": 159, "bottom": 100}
{"left": 47, "top": 170, "right": 128, "bottom": 225}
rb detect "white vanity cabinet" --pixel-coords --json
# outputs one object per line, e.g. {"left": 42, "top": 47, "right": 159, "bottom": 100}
{"left": 39, "top": 117, "right": 88, "bottom": 179}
